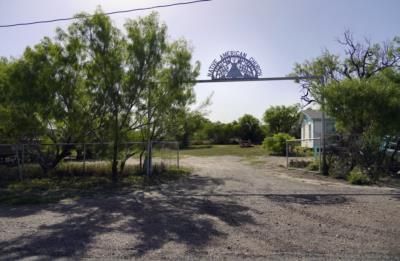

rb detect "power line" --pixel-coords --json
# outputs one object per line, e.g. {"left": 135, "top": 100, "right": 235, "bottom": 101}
{"left": 0, "top": 0, "right": 211, "bottom": 28}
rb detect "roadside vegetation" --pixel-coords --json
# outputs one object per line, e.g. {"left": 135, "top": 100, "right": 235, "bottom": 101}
{"left": 293, "top": 31, "right": 400, "bottom": 182}
{"left": 0, "top": 163, "right": 190, "bottom": 205}
{"left": 0, "top": 7, "right": 399, "bottom": 194}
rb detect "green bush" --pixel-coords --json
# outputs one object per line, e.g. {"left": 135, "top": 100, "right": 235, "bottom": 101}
{"left": 307, "top": 160, "right": 320, "bottom": 171}
{"left": 262, "top": 133, "right": 295, "bottom": 156}
{"left": 347, "top": 168, "right": 371, "bottom": 185}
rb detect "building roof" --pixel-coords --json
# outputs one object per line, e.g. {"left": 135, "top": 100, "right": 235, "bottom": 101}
{"left": 302, "top": 108, "right": 332, "bottom": 121}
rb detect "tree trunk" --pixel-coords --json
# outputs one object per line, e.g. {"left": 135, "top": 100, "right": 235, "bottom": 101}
{"left": 36, "top": 144, "right": 72, "bottom": 177}
{"left": 111, "top": 113, "right": 119, "bottom": 184}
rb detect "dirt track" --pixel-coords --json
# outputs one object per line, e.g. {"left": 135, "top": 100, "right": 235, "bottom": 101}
{"left": 0, "top": 156, "right": 400, "bottom": 260}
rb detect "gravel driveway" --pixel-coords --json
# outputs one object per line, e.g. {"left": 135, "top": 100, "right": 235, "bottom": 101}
{"left": 0, "top": 156, "right": 399, "bottom": 260}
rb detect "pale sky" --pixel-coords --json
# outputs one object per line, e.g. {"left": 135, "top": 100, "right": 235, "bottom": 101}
{"left": 0, "top": 0, "right": 399, "bottom": 122}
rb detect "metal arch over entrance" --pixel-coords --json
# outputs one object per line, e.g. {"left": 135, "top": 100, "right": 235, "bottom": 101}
{"left": 147, "top": 51, "right": 327, "bottom": 176}
{"left": 193, "top": 52, "right": 327, "bottom": 175}
{"left": 208, "top": 51, "right": 262, "bottom": 80}
{"left": 195, "top": 76, "right": 320, "bottom": 83}
{"left": 203, "top": 50, "right": 319, "bottom": 84}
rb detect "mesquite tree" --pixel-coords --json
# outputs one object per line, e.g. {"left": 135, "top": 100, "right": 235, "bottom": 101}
{"left": 0, "top": 10, "right": 200, "bottom": 181}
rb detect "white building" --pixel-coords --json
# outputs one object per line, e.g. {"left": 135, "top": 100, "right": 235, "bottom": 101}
{"left": 301, "top": 108, "right": 335, "bottom": 149}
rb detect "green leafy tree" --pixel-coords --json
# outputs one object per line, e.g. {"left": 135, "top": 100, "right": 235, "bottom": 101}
{"left": 323, "top": 69, "right": 400, "bottom": 179}
{"left": 263, "top": 133, "right": 294, "bottom": 156}
{"left": 203, "top": 121, "right": 238, "bottom": 144}
{"left": 173, "top": 94, "right": 213, "bottom": 148}
{"left": 1, "top": 10, "right": 199, "bottom": 181}
{"left": 324, "top": 70, "right": 400, "bottom": 136}
{"left": 292, "top": 31, "right": 400, "bottom": 104}
{"left": 66, "top": 11, "right": 139, "bottom": 182}
{"left": 0, "top": 58, "right": 12, "bottom": 142}
{"left": 173, "top": 111, "right": 208, "bottom": 148}
{"left": 292, "top": 31, "right": 400, "bottom": 176}
{"left": 263, "top": 104, "right": 300, "bottom": 137}
{"left": 60, "top": 11, "right": 200, "bottom": 179}
{"left": 237, "top": 114, "right": 265, "bottom": 144}
{"left": 4, "top": 36, "right": 93, "bottom": 174}
{"left": 124, "top": 13, "right": 200, "bottom": 173}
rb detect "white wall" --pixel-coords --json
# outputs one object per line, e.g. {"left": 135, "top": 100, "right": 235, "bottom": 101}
{"left": 301, "top": 119, "right": 314, "bottom": 148}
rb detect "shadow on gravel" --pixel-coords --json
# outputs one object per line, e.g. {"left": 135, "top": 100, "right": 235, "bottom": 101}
{"left": 0, "top": 204, "right": 47, "bottom": 218}
{"left": 267, "top": 194, "right": 348, "bottom": 205}
{"left": 0, "top": 175, "right": 255, "bottom": 259}
{"left": 392, "top": 194, "right": 400, "bottom": 201}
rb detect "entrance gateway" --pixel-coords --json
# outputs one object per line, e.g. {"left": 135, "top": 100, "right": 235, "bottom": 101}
{"left": 208, "top": 51, "right": 262, "bottom": 80}
{"left": 147, "top": 51, "right": 327, "bottom": 176}
{"left": 199, "top": 51, "right": 327, "bottom": 174}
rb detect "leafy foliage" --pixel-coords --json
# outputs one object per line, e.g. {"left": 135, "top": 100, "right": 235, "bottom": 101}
{"left": 263, "top": 104, "right": 300, "bottom": 137}
{"left": 262, "top": 133, "right": 294, "bottom": 156}
{"left": 347, "top": 167, "right": 371, "bottom": 185}
{"left": 0, "top": 10, "right": 199, "bottom": 180}
{"left": 237, "top": 114, "right": 265, "bottom": 144}
{"left": 292, "top": 31, "right": 400, "bottom": 180}
{"left": 323, "top": 70, "right": 400, "bottom": 179}
{"left": 324, "top": 70, "right": 400, "bottom": 136}
{"left": 292, "top": 31, "right": 400, "bottom": 104}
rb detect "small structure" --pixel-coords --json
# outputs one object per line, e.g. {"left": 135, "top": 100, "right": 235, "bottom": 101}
{"left": 301, "top": 108, "right": 335, "bottom": 149}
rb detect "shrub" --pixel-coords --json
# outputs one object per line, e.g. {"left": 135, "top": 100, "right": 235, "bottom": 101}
{"left": 263, "top": 133, "right": 295, "bottom": 156}
{"left": 289, "top": 159, "right": 310, "bottom": 168}
{"left": 307, "top": 160, "right": 320, "bottom": 171}
{"left": 347, "top": 168, "right": 371, "bottom": 185}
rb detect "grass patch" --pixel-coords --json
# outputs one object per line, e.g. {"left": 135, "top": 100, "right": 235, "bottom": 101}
{"left": 180, "top": 144, "right": 266, "bottom": 157}
{"left": 0, "top": 164, "right": 190, "bottom": 205}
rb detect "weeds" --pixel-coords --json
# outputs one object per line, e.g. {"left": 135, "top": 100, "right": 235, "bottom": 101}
{"left": 0, "top": 163, "right": 190, "bottom": 205}
{"left": 307, "top": 160, "right": 320, "bottom": 171}
{"left": 347, "top": 168, "right": 371, "bottom": 185}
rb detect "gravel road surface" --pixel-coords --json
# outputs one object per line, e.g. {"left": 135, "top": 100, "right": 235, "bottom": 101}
{"left": 0, "top": 156, "right": 399, "bottom": 260}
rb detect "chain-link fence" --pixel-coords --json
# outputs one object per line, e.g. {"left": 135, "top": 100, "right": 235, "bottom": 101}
{"left": 286, "top": 135, "right": 400, "bottom": 178}
{"left": 0, "top": 141, "right": 179, "bottom": 182}
{"left": 323, "top": 134, "right": 400, "bottom": 179}
{"left": 286, "top": 138, "right": 321, "bottom": 173}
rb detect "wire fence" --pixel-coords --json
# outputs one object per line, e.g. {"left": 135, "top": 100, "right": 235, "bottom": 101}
{"left": 286, "top": 135, "right": 400, "bottom": 177}
{"left": 0, "top": 141, "right": 180, "bottom": 180}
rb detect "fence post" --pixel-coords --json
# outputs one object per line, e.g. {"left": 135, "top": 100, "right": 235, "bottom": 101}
{"left": 83, "top": 143, "right": 86, "bottom": 174}
{"left": 286, "top": 141, "right": 289, "bottom": 169}
{"left": 177, "top": 142, "right": 180, "bottom": 169}
{"left": 319, "top": 137, "right": 322, "bottom": 174}
{"left": 21, "top": 144, "right": 25, "bottom": 174}
{"left": 15, "top": 145, "right": 23, "bottom": 181}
